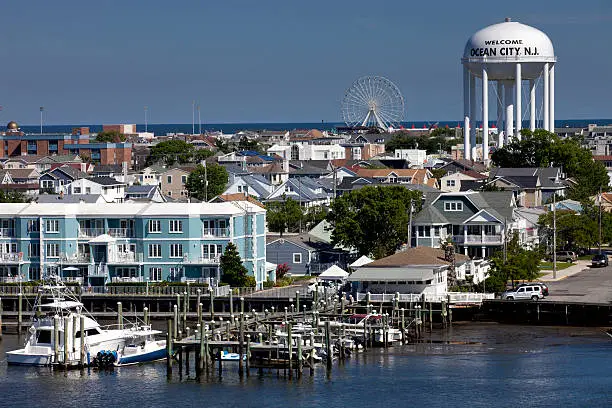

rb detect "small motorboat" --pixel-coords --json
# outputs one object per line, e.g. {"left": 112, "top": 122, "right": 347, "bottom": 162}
{"left": 115, "top": 329, "right": 167, "bottom": 366}
{"left": 219, "top": 350, "right": 246, "bottom": 361}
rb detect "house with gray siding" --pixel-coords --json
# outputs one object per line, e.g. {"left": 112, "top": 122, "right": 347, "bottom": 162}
{"left": 412, "top": 191, "right": 515, "bottom": 258}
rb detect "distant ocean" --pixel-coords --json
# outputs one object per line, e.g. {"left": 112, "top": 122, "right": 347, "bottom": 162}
{"left": 15, "top": 120, "right": 612, "bottom": 135}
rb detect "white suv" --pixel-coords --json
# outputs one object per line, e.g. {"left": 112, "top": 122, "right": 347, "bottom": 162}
{"left": 501, "top": 285, "right": 544, "bottom": 301}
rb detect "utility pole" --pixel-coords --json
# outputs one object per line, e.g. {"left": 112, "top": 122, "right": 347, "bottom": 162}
{"left": 408, "top": 198, "right": 413, "bottom": 248}
{"left": 599, "top": 187, "right": 602, "bottom": 254}
{"left": 553, "top": 193, "right": 557, "bottom": 280}
{"left": 332, "top": 164, "right": 337, "bottom": 203}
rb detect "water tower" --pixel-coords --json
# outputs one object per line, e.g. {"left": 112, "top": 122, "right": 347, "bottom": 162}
{"left": 461, "top": 18, "right": 557, "bottom": 162}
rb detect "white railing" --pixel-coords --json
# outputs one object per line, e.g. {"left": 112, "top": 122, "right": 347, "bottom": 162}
{"left": 202, "top": 227, "right": 230, "bottom": 238}
{"left": 183, "top": 255, "right": 221, "bottom": 264}
{"left": 111, "top": 276, "right": 144, "bottom": 283}
{"left": 79, "top": 228, "right": 105, "bottom": 238}
{"left": 61, "top": 253, "right": 91, "bottom": 263}
{"left": 453, "top": 235, "right": 503, "bottom": 244}
{"left": 356, "top": 292, "right": 495, "bottom": 304}
{"left": 88, "top": 264, "right": 109, "bottom": 277}
{"left": 108, "top": 228, "right": 134, "bottom": 238}
{"left": 108, "top": 253, "right": 143, "bottom": 263}
{"left": 0, "top": 252, "right": 23, "bottom": 262}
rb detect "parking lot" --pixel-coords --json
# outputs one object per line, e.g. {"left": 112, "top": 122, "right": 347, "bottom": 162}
{"left": 543, "top": 265, "right": 612, "bottom": 304}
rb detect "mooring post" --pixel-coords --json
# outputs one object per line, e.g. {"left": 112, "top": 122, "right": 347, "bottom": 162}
{"left": 79, "top": 315, "right": 85, "bottom": 366}
{"left": 297, "top": 334, "right": 303, "bottom": 376}
{"left": 288, "top": 322, "right": 293, "bottom": 377}
{"left": 209, "top": 288, "right": 215, "bottom": 321}
{"left": 240, "top": 297, "right": 245, "bottom": 315}
{"left": 186, "top": 327, "right": 191, "bottom": 340}
{"left": 184, "top": 289, "right": 190, "bottom": 332}
{"left": 72, "top": 314, "right": 77, "bottom": 354}
{"left": 246, "top": 334, "right": 251, "bottom": 376}
{"left": 229, "top": 290, "right": 234, "bottom": 316}
{"left": 296, "top": 291, "right": 300, "bottom": 314}
{"left": 173, "top": 305, "right": 178, "bottom": 338}
{"left": 117, "top": 302, "right": 123, "bottom": 330}
{"left": 198, "top": 303, "right": 203, "bottom": 328}
{"left": 195, "top": 326, "right": 201, "bottom": 378}
{"left": 204, "top": 332, "right": 210, "bottom": 371}
{"left": 313, "top": 283, "right": 318, "bottom": 311}
{"left": 238, "top": 312, "right": 244, "bottom": 376}
{"left": 325, "top": 320, "right": 332, "bottom": 369}
{"left": 284, "top": 307, "right": 288, "bottom": 323}
{"left": 177, "top": 345, "right": 183, "bottom": 378}
{"left": 196, "top": 289, "right": 201, "bottom": 315}
{"left": 400, "top": 308, "right": 406, "bottom": 343}
{"left": 143, "top": 307, "right": 149, "bottom": 327}
{"left": 53, "top": 315, "right": 59, "bottom": 364}
{"left": 17, "top": 292, "right": 22, "bottom": 335}
{"left": 63, "top": 317, "right": 69, "bottom": 367}
{"left": 167, "top": 319, "right": 173, "bottom": 375}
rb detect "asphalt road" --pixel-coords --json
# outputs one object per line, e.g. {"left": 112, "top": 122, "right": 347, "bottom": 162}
{"left": 543, "top": 264, "right": 612, "bottom": 304}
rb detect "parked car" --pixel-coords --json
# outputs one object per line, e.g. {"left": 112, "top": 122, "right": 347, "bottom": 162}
{"left": 591, "top": 254, "right": 609, "bottom": 267}
{"left": 516, "top": 282, "right": 549, "bottom": 296}
{"left": 501, "top": 285, "right": 544, "bottom": 301}
{"left": 551, "top": 251, "right": 577, "bottom": 263}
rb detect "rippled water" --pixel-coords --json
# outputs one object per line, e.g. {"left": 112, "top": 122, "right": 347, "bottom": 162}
{"left": 1, "top": 323, "right": 611, "bottom": 408}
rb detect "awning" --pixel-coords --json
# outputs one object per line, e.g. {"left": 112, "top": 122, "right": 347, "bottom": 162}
{"left": 88, "top": 234, "right": 115, "bottom": 244}
{"left": 318, "top": 265, "right": 349, "bottom": 280}
{"left": 347, "top": 267, "right": 436, "bottom": 282}
{"left": 265, "top": 261, "right": 277, "bottom": 273}
{"left": 62, "top": 266, "right": 80, "bottom": 271}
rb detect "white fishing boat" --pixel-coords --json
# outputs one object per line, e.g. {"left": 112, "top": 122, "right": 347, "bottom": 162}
{"left": 6, "top": 277, "right": 158, "bottom": 367}
{"left": 115, "top": 329, "right": 167, "bottom": 366}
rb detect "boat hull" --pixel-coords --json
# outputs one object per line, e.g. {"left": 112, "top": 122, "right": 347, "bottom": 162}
{"left": 6, "top": 350, "right": 53, "bottom": 366}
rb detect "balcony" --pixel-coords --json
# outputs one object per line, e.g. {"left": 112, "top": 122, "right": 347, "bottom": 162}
{"left": 88, "top": 264, "right": 109, "bottom": 277}
{"left": 0, "top": 228, "right": 15, "bottom": 238}
{"left": 60, "top": 253, "right": 91, "bottom": 264}
{"left": 107, "top": 252, "right": 144, "bottom": 264}
{"left": 182, "top": 255, "right": 221, "bottom": 264}
{"left": 202, "top": 227, "right": 230, "bottom": 238}
{"left": 78, "top": 228, "right": 106, "bottom": 238}
{"left": 0, "top": 252, "right": 24, "bottom": 263}
{"left": 453, "top": 234, "right": 503, "bottom": 245}
{"left": 108, "top": 228, "right": 134, "bottom": 238}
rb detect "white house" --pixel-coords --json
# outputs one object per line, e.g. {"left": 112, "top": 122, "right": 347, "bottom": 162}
{"left": 268, "top": 143, "right": 345, "bottom": 161}
{"left": 64, "top": 177, "right": 126, "bottom": 203}
{"left": 136, "top": 165, "right": 165, "bottom": 187}
{"left": 440, "top": 170, "right": 487, "bottom": 192}
{"left": 394, "top": 149, "right": 427, "bottom": 167}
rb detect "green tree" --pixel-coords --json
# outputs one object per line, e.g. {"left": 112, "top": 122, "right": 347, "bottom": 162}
{"left": 430, "top": 169, "right": 447, "bottom": 181}
{"left": 185, "top": 164, "right": 228, "bottom": 201}
{"left": 491, "top": 129, "right": 609, "bottom": 200}
{"left": 327, "top": 186, "right": 422, "bottom": 259}
{"left": 0, "top": 191, "right": 29, "bottom": 203}
{"left": 220, "top": 242, "right": 254, "bottom": 287}
{"left": 483, "top": 233, "right": 540, "bottom": 293}
{"left": 94, "top": 130, "right": 126, "bottom": 143}
{"left": 266, "top": 197, "right": 304, "bottom": 235}
{"left": 149, "top": 140, "right": 196, "bottom": 165}
{"left": 539, "top": 209, "right": 599, "bottom": 250}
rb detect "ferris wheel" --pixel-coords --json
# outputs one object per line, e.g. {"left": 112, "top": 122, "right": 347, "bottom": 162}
{"left": 341, "top": 76, "right": 405, "bottom": 130}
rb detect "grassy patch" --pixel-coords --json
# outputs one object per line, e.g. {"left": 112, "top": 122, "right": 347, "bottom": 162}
{"left": 539, "top": 261, "right": 572, "bottom": 271}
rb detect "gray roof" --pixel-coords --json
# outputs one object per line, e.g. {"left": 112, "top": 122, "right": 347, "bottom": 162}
{"left": 86, "top": 176, "right": 124, "bottom": 186}
{"left": 348, "top": 267, "right": 435, "bottom": 282}
{"left": 49, "top": 165, "right": 88, "bottom": 180}
{"left": 418, "top": 205, "right": 448, "bottom": 224}
{"left": 491, "top": 167, "right": 564, "bottom": 189}
{"left": 94, "top": 164, "right": 123, "bottom": 174}
{"left": 37, "top": 194, "right": 102, "bottom": 204}
{"left": 240, "top": 175, "right": 272, "bottom": 197}
{"left": 414, "top": 191, "right": 514, "bottom": 225}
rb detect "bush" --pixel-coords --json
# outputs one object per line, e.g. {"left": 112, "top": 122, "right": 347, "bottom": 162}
{"left": 262, "top": 280, "right": 275, "bottom": 289}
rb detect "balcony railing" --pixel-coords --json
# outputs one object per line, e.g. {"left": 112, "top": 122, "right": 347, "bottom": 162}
{"left": 202, "top": 227, "right": 230, "bottom": 238}
{"left": 108, "top": 228, "right": 134, "bottom": 238}
{"left": 88, "top": 264, "right": 109, "bottom": 277}
{"left": 0, "top": 252, "right": 23, "bottom": 263}
{"left": 108, "top": 252, "right": 144, "bottom": 264}
{"left": 61, "top": 253, "right": 91, "bottom": 264}
{"left": 182, "top": 255, "right": 221, "bottom": 264}
{"left": 453, "top": 234, "right": 503, "bottom": 244}
{"left": 0, "top": 228, "right": 15, "bottom": 238}
{"left": 78, "top": 228, "right": 106, "bottom": 238}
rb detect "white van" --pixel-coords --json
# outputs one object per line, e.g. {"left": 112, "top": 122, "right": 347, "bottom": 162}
{"left": 501, "top": 285, "right": 544, "bottom": 301}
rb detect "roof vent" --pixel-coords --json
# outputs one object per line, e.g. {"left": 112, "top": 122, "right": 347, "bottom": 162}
{"left": 505, "top": 17, "right": 512, "bottom": 22}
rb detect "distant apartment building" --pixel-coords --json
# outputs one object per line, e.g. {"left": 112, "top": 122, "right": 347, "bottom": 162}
{"left": 0, "top": 202, "right": 267, "bottom": 288}
{"left": 0, "top": 122, "right": 131, "bottom": 166}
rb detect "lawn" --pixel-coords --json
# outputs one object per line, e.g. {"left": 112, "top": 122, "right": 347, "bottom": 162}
{"left": 539, "top": 261, "right": 572, "bottom": 271}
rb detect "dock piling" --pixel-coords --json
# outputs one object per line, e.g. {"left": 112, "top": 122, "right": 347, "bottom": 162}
{"left": 238, "top": 312, "right": 244, "bottom": 376}
{"left": 143, "top": 307, "right": 149, "bottom": 326}
{"left": 167, "top": 319, "right": 173, "bottom": 375}
{"left": 79, "top": 315, "right": 85, "bottom": 366}
{"left": 209, "top": 288, "right": 215, "bottom": 321}
{"left": 117, "top": 301, "right": 123, "bottom": 330}
{"left": 0, "top": 297, "right": 3, "bottom": 340}
{"left": 17, "top": 293, "right": 22, "bottom": 335}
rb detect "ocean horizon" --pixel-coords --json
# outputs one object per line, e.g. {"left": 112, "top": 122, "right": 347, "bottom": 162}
{"left": 12, "top": 119, "right": 612, "bottom": 136}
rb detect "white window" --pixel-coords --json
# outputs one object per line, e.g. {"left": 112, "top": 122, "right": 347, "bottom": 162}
{"left": 170, "top": 243, "right": 183, "bottom": 258}
{"left": 149, "top": 220, "right": 161, "bottom": 233}
{"left": 149, "top": 267, "right": 162, "bottom": 282}
{"left": 27, "top": 220, "right": 39, "bottom": 232}
{"left": 446, "top": 180, "right": 456, "bottom": 187}
{"left": 41, "top": 180, "right": 53, "bottom": 189}
{"left": 45, "top": 219, "right": 59, "bottom": 233}
{"left": 417, "top": 226, "right": 431, "bottom": 237}
{"left": 293, "top": 253, "right": 302, "bottom": 264}
{"left": 202, "top": 244, "right": 223, "bottom": 259}
{"left": 169, "top": 220, "right": 183, "bottom": 233}
{"left": 29, "top": 243, "right": 40, "bottom": 257}
{"left": 444, "top": 201, "right": 463, "bottom": 211}
{"left": 46, "top": 243, "right": 59, "bottom": 258}
{"left": 148, "top": 244, "right": 162, "bottom": 258}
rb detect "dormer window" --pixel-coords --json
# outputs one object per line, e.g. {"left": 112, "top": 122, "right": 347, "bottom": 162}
{"left": 444, "top": 201, "right": 463, "bottom": 211}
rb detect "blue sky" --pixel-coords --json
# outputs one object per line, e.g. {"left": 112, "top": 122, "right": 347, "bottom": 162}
{"left": 2, "top": 0, "right": 610, "bottom": 125}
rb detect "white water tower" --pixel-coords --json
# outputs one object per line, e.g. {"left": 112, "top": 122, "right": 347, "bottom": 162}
{"left": 461, "top": 18, "right": 557, "bottom": 162}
